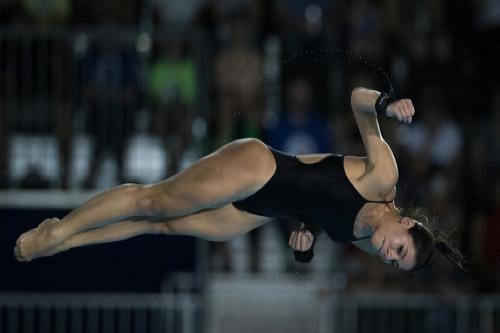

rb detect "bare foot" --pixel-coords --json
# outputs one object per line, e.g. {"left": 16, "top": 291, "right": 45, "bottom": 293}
{"left": 31, "top": 219, "right": 71, "bottom": 259}
{"left": 37, "top": 241, "right": 68, "bottom": 258}
{"left": 14, "top": 218, "right": 63, "bottom": 262}
{"left": 38, "top": 225, "right": 71, "bottom": 259}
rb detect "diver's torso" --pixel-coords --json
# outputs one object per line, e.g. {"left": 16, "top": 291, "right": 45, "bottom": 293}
{"left": 233, "top": 147, "right": 394, "bottom": 242}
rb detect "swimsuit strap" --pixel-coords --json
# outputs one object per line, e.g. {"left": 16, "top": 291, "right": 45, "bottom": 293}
{"left": 355, "top": 235, "right": 372, "bottom": 241}
{"left": 366, "top": 199, "right": 394, "bottom": 204}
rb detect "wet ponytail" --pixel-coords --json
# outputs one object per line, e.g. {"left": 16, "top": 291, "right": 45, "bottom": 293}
{"left": 400, "top": 206, "right": 471, "bottom": 274}
{"left": 434, "top": 239, "right": 470, "bottom": 272}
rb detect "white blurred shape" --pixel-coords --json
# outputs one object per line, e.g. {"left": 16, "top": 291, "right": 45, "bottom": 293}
{"left": 125, "top": 134, "right": 167, "bottom": 184}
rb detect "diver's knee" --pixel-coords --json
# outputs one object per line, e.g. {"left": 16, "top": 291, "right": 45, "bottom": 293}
{"left": 150, "top": 221, "right": 171, "bottom": 235}
{"left": 135, "top": 188, "right": 168, "bottom": 215}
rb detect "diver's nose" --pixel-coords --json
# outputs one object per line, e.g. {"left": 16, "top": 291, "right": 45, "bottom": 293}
{"left": 386, "top": 248, "right": 399, "bottom": 260}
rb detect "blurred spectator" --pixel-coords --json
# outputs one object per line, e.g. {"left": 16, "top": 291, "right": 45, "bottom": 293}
{"left": 19, "top": 165, "right": 51, "bottom": 189}
{"left": 0, "top": 34, "right": 10, "bottom": 188}
{"left": 396, "top": 88, "right": 463, "bottom": 170}
{"left": 274, "top": 0, "right": 331, "bottom": 105}
{"left": 473, "top": 0, "right": 500, "bottom": 82}
{"left": 479, "top": 177, "right": 500, "bottom": 291}
{"left": 88, "top": 0, "right": 138, "bottom": 25}
{"left": 193, "top": 0, "right": 218, "bottom": 39}
{"left": 266, "top": 77, "right": 329, "bottom": 154}
{"left": 193, "top": 0, "right": 262, "bottom": 38}
{"left": 211, "top": 0, "right": 258, "bottom": 22}
{"left": 153, "top": 0, "right": 205, "bottom": 28}
{"left": 211, "top": 11, "right": 264, "bottom": 272}
{"left": 409, "top": 30, "right": 454, "bottom": 94}
{"left": 475, "top": 0, "right": 500, "bottom": 30}
{"left": 214, "top": 11, "right": 264, "bottom": 146}
{"left": 328, "top": 111, "right": 365, "bottom": 156}
{"left": 331, "top": 74, "right": 376, "bottom": 156}
{"left": 0, "top": 93, "right": 7, "bottom": 188}
{"left": 264, "top": 77, "right": 330, "bottom": 273}
{"left": 471, "top": 87, "right": 500, "bottom": 205}
{"left": 394, "top": 87, "right": 464, "bottom": 208}
{"left": 420, "top": 103, "right": 462, "bottom": 172}
{"left": 0, "top": 1, "right": 29, "bottom": 24}
{"left": 149, "top": 41, "right": 197, "bottom": 175}
{"left": 274, "top": 0, "right": 331, "bottom": 36}
{"left": 380, "top": 0, "right": 412, "bottom": 41}
{"left": 21, "top": 0, "right": 72, "bottom": 26}
{"left": 426, "top": 172, "right": 466, "bottom": 248}
{"left": 347, "top": 0, "right": 384, "bottom": 59}
{"left": 82, "top": 36, "right": 138, "bottom": 188}
{"left": 53, "top": 40, "right": 74, "bottom": 189}
{"left": 414, "top": 0, "right": 447, "bottom": 33}
{"left": 0, "top": 28, "right": 73, "bottom": 188}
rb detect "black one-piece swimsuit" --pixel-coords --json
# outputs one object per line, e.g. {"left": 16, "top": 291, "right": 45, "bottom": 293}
{"left": 232, "top": 146, "right": 392, "bottom": 243}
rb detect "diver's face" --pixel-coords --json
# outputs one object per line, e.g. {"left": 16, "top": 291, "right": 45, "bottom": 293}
{"left": 371, "top": 217, "right": 417, "bottom": 271}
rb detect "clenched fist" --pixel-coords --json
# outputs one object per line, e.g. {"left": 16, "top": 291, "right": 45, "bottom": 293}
{"left": 288, "top": 224, "right": 315, "bottom": 252}
{"left": 386, "top": 99, "right": 415, "bottom": 124}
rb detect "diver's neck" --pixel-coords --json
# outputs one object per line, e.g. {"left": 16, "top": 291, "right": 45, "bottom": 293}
{"left": 368, "top": 204, "right": 400, "bottom": 232}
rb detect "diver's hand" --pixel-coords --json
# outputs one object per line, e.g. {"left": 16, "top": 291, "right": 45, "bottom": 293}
{"left": 386, "top": 99, "right": 415, "bottom": 124}
{"left": 289, "top": 226, "right": 315, "bottom": 252}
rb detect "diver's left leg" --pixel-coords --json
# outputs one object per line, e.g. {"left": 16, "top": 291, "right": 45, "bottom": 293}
{"left": 15, "top": 204, "right": 272, "bottom": 262}
{"left": 15, "top": 218, "right": 167, "bottom": 261}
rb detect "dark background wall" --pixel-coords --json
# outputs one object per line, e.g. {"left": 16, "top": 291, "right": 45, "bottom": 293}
{"left": 1, "top": 209, "right": 196, "bottom": 292}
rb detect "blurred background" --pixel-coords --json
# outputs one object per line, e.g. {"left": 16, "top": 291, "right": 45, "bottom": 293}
{"left": 0, "top": 0, "right": 499, "bottom": 332}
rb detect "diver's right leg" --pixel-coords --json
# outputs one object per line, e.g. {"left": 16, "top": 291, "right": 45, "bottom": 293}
{"left": 15, "top": 138, "right": 276, "bottom": 261}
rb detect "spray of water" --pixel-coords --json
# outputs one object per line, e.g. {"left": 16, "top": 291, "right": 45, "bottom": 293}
{"left": 282, "top": 47, "right": 397, "bottom": 97}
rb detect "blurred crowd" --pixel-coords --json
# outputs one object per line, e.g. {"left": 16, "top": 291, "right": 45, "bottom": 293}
{"left": 1, "top": 0, "right": 500, "bottom": 293}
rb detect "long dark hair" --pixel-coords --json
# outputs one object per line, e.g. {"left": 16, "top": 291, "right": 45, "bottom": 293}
{"left": 399, "top": 206, "right": 470, "bottom": 274}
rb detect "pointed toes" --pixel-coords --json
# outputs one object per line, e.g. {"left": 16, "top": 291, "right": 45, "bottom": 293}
{"left": 14, "top": 245, "right": 25, "bottom": 262}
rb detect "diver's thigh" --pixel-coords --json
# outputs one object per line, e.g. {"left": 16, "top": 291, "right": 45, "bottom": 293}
{"left": 147, "top": 138, "right": 276, "bottom": 214}
{"left": 166, "top": 203, "right": 273, "bottom": 241}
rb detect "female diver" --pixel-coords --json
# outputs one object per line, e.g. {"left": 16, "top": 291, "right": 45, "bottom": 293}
{"left": 14, "top": 87, "right": 466, "bottom": 272}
